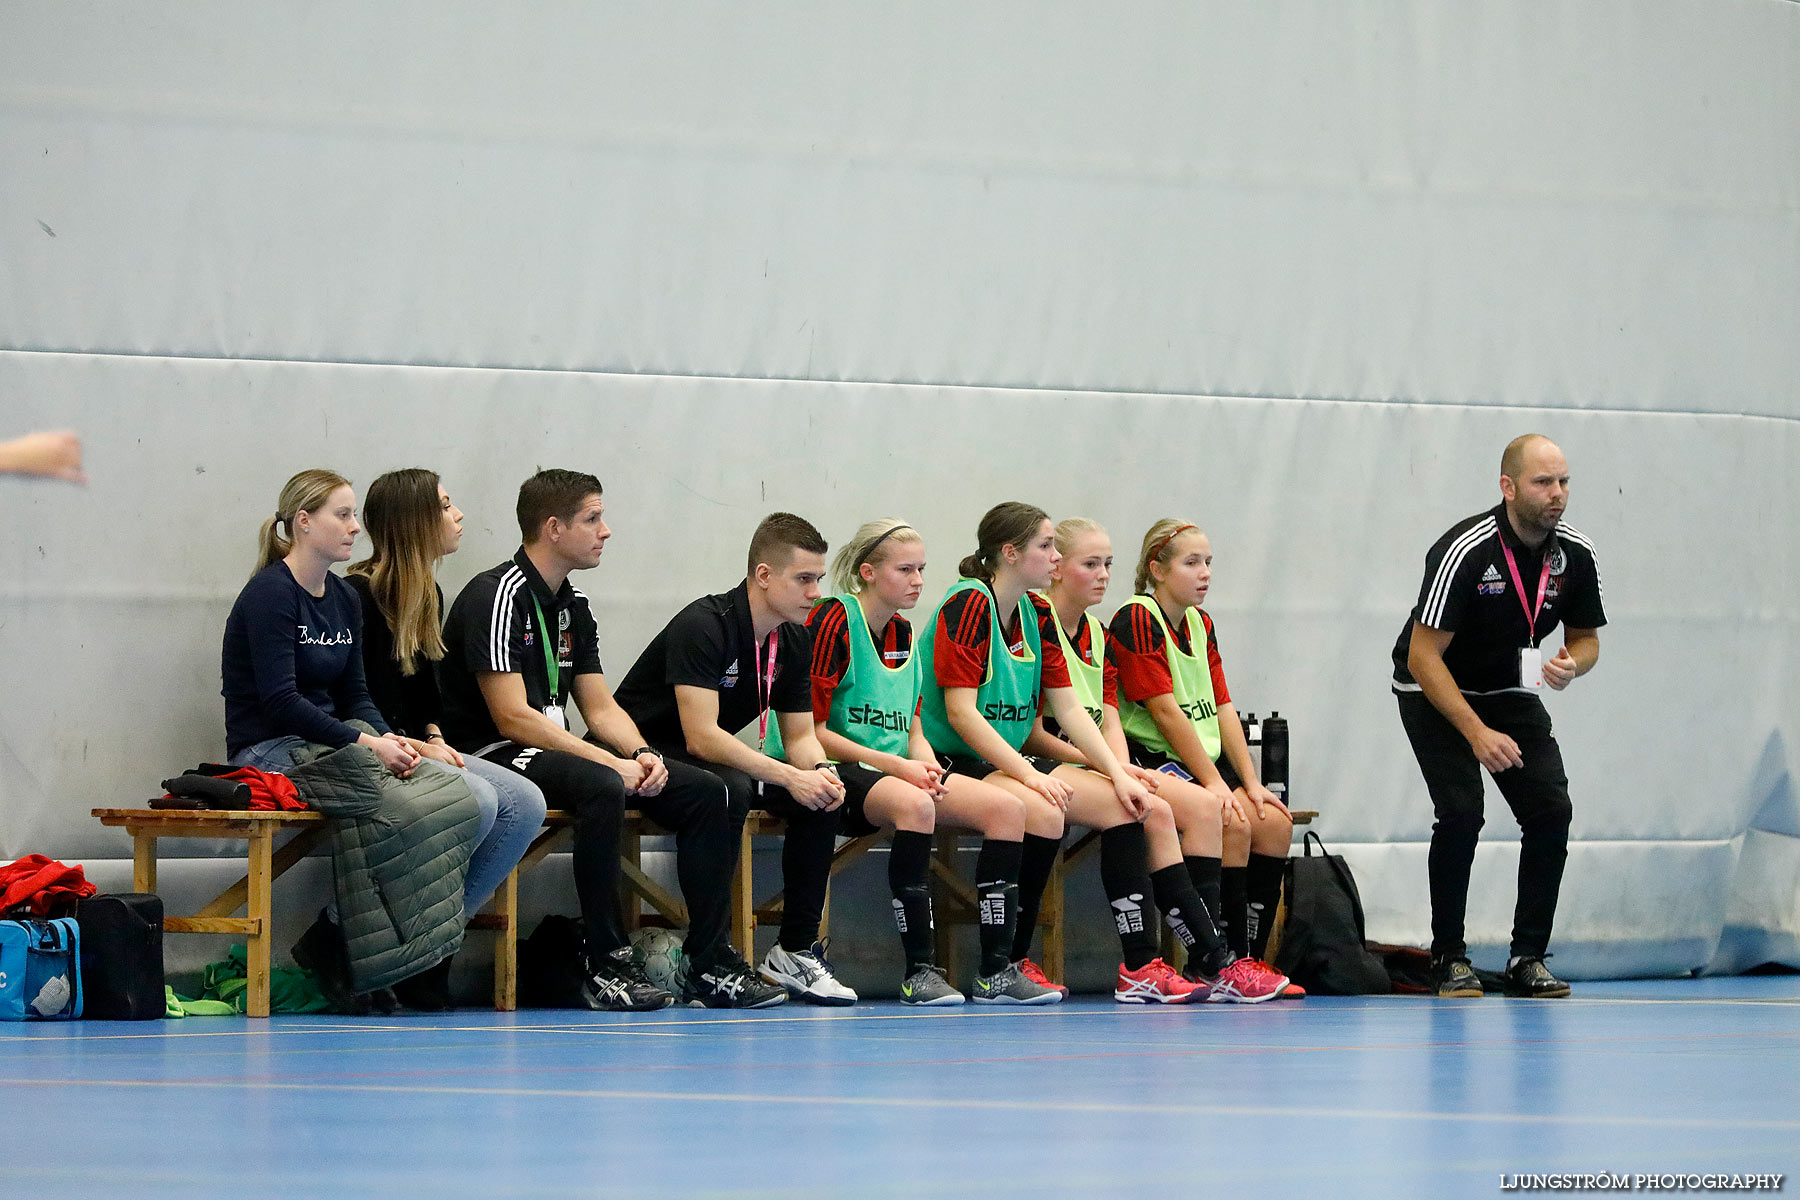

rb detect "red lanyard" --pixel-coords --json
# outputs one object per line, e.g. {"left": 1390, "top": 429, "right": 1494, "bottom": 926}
{"left": 754, "top": 629, "right": 780, "bottom": 751}
{"left": 1499, "top": 541, "right": 1553, "bottom": 649}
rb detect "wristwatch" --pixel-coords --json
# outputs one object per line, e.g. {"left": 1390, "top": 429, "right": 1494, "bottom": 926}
{"left": 630, "top": 746, "right": 662, "bottom": 762}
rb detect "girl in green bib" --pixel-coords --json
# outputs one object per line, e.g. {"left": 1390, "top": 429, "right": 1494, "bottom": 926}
{"left": 1034, "top": 518, "right": 1287, "bottom": 1002}
{"left": 1110, "top": 518, "right": 1298, "bottom": 986}
{"left": 920, "top": 503, "right": 1203, "bottom": 1004}
{"left": 788, "top": 519, "right": 1037, "bottom": 1007}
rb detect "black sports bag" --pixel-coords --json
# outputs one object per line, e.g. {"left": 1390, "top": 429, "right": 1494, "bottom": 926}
{"left": 76, "top": 893, "right": 166, "bottom": 1019}
{"left": 1272, "top": 832, "right": 1391, "bottom": 995}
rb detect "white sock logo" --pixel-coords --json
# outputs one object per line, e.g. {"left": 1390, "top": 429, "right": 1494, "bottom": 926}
{"left": 1112, "top": 893, "right": 1146, "bottom": 935}
{"left": 891, "top": 898, "right": 908, "bottom": 934}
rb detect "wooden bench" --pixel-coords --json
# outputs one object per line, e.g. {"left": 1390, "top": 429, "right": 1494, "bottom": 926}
{"left": 473, "top": 809, "right": 884, "bottom": 1010}
{"left": 92, "top": 808, "right": 329, "bottom": 1019}
{"left": 927, "top": 809, "right": 1317, "bottom": 986}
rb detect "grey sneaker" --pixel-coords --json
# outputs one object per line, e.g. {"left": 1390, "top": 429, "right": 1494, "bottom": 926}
{"left": 761, "top": 940, "right": 857, "bottom": 1006}
{"left": 1504, "top": 955, "right": 1571, "bottom": 998}
{"left": 899, "top": 965, "right": 965, "bottom": 1007}
{"left": 970, "top": 962, "right": 1063, "bottom": 1006}
{"left": 1433, "top": 955, "right": 1484, "bottom": 998}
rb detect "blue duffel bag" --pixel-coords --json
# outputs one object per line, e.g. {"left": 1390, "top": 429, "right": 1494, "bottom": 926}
{"left": 0, "top": 916, "right": 84, "bottom": 1020}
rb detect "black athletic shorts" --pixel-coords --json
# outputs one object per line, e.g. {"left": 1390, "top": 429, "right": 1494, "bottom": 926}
{"left": 1125, "top": 739, "right": 1242, "bottom": 790}
{"left": 937, "top": 751, "right": 1066, "bottom": 783}
{"left": 827, "top": 761, "right": 888, "bottom": 838}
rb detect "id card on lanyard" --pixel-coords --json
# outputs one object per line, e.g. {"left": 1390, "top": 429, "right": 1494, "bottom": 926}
{"left": 1501, "top": 541, "right": 1552, "bottom": 690}
{"left": 530, "top": 592, "right": 566, "bottom": 728}
{"left": 755, "top": 629, "right": 779, "bottom": 752}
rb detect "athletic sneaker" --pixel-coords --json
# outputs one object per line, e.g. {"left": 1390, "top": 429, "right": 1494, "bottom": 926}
{"left": 1503, "top": 955, "right": 1571, "bottom": 999}
{"left": 1017, "top": 957, "right": 1070, "bottom": 999}
{"left": 1242, "top": 957, "right": 1302, "bottom": 999}
{"left": 970, "top": 962, "right": 1063, "bottom": 1005}
{"left": 581, "top": 946, "right": 674, "bottom": 1012}
{"left": 1114, "top": 958, "right": 1203, "bottom": 1004}
{"left": 1432, "top": 955, "right": 1484, "bottom": 998}
{"left": 761, "top": 940, "right": 858, "bottom": 1006}
{"left": 899, "top": 965, "right": 965, "bottom": 1007}
{"left": 1200, "top": 956, "right": 1285, "bottom": 1003}
{"left": 688, "top": 949, "right": 788, "bottom": 1009}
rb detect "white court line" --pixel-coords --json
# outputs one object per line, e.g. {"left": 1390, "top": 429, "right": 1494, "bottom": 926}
{"left": 2, "top": 1075, "right": 1794, "bottom": 1132}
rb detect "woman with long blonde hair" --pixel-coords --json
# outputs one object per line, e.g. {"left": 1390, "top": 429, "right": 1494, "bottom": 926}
{"left": 346, "top": 468, "right": 547, "bottom": 1008}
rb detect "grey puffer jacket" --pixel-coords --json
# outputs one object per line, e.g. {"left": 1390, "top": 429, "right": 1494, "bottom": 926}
{"left": 288, "top": 729, "right": 482, "bottom": 992}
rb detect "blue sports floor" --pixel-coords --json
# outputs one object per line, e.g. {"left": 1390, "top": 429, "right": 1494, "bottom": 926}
{"left": 3, "top": 978, "right": 1795, "bottom": 1198}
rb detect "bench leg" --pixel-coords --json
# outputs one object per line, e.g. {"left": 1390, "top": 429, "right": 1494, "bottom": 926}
{"left": 492, "top": 869, "right": 519, "bottom": 1012}
{"left": 132, "top": 832, "right": 157, "bottom": 894}
{"left": 245, "top": 825, "right": 273, "bottom": 1019}
{"left": 731, "top": 823, "right": 755, "bottom": 954}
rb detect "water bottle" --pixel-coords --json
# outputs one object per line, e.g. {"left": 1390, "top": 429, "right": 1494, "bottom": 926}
{"left": 1261, "top": 711, "right": 1289, "bottom": 805}
{"left": 1243, "top": 712, "right": 1261, "bottom": 780}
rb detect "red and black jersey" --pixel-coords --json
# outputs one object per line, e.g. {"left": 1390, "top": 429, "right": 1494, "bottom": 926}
{"left": 1039, "top": 595, "right": 1120, "bottom": 709}
{"left": 932, "top": 585, "right": 1070, "bottom": 692}
{"left": 805, "top": 598, "right": 913, "bottom": 725}
{"left": 1105, "top": 598, "right": 1231, "bottom": 707}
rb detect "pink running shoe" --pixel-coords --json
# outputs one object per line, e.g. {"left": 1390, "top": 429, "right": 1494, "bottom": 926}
{"left": 1245, "top": 957, "right": 1304, "bottom": 999}
{"left": 1115, "top": 958, "right": 1203, "bottom": 1004}
{"left": 1017, "top": 957, "right": 1070, "bottom": 999}
{"left": 1202, "top": 956, "right": 1285, "bottom": 1004}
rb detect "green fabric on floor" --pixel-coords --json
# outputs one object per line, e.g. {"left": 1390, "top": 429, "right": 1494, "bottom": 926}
{"left": 163, "top": 984, "right": 238, "bottom": 1017}
{"left": 193, "top": 944, "right": 335, "bottom": 1015}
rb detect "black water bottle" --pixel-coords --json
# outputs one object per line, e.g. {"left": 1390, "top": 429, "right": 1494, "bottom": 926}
{"left": 1260, "top": 711, "right": 1290, "bottom": 806}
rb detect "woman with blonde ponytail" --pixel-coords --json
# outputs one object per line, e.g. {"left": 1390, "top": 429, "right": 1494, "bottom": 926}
{"left": 918, "top": 503, "right": 1205, "bottom": 1004}
{"left": 345, "top": 469, "right": 547, "bottom": 1008}
{"left": 1110, "top": 519, "right": 1299, "bottom": 993}
{"left": 773, "top": 520, "right": 1036, "bottom": 1005}
{"left": 1032, "top": 518, "right": 1286, "bottom": 1002}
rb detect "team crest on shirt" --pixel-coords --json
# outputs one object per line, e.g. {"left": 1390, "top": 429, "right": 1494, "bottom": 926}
{"left": 559, "top": 609, "right": 571, "bottom": 630}
{"left": 1549, "top": 547, "right": 1567, "bottom": 576}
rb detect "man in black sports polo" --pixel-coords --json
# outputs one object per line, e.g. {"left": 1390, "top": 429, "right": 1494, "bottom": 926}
{"left": 438, "top": 469, "right": 782, "bottom": 1010}
{"left": 614, "top": 513, "right": 852, "bottom": 1006}
{"left": 1392, "top": 435, "right": 1606, "bottom": 999}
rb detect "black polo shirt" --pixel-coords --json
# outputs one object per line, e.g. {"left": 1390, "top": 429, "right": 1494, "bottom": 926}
{"left": 1392, "top": 503, "right": 1605, "bottom": 696}
{"left": 438, "top": 547, "right": 604, "bottom": 752}
{"left": 614, "top": 580, "right": 812, "bottom": 748}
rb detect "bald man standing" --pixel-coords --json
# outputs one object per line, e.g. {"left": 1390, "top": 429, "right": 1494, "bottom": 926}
{"left": 1392, "top": 435, "right": 1605, "bottom": 998}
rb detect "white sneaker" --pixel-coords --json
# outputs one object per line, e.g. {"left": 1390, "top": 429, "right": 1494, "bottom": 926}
{"left": 760, "top": 940, "right": 857, "bottom": 1006}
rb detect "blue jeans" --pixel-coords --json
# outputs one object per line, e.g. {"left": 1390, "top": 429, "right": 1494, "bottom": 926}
{"left": 228, "top": 736, "right": 546, "bottom": 915}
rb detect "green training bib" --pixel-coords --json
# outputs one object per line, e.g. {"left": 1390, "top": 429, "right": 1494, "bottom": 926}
{"left": 767, "top": 595, "right": 919, "bottom": 763}
{"left": 1048, "top": 601, "right": 1107, "bottom": 730}
{"left": 1116, "top": 594, "right": 1221, "bottom": 762}
{"left": 918, "top": 578, "right": 1040, "bottom": 758}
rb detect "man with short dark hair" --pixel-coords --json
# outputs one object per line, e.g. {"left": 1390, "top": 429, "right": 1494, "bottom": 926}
{"left": 439, "top": 470, "right": 773, "bottom": 1009}
{"left": 1393, "top": 435, "right": 1605, "bottom": 999}
{"left": 616, "top": 512, "right": 854, "bottom": 1005}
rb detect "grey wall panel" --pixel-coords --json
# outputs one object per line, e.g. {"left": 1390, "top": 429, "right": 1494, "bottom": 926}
{"left": 4, "top": 2, "right": 1795, "bottom": 413}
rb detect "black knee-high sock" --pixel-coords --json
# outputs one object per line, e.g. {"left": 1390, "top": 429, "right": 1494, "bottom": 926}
{"left": 1246, "top": 852, "right": 1286, "bottom": 960}
{"left": 1009, "top": 833, "right": 1062, "bottom": 964}
{"left": 1220, "top": 865, "right": 1250, "bottom": 956}
{"left": 1152, "top": 864, "right": 1233, "bottom": 975}
{"left": 1185, "top": 855, "right": 1223, "bottom": 930}
{"left": 974, "top": 838, "right": 1023, "bottom": 977}
{"left": 888, "top": 830, "right": 936, "bottom": 975}
{"left": 1099, "top": 824, "right": 1160, "bottom": 971}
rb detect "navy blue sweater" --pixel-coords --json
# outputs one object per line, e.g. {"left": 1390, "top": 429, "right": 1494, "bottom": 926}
{"left": 222, "top": 562, "right": 390, "bottom": 756}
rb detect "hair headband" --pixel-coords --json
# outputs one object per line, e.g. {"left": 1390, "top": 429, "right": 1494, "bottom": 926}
{"left": 863, "top": 524, "right": 914, "bottom": 564}
{"left": 1147, "top": 523, "right": 1197, "bottom": 563}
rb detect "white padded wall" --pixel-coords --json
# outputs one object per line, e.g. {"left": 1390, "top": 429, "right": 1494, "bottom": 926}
{"left": 3, "top": 2, "right": 1796, "bottom": 979}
